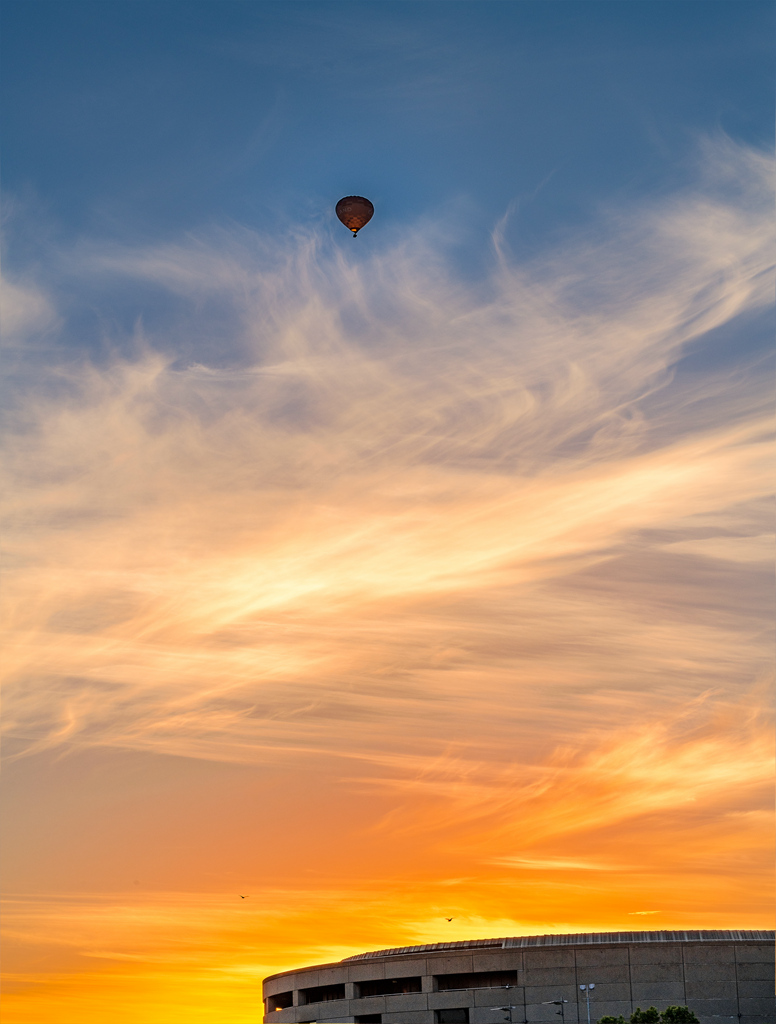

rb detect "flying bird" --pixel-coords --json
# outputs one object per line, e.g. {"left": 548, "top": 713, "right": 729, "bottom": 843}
{"left": 445, "top": 917, "right": 454, "bottom": 921}
{"left": 239, "top": 895, "right": 249, "bottom": 899}
{"left": 336, "top": 196, "right": 374, "bottom": 237}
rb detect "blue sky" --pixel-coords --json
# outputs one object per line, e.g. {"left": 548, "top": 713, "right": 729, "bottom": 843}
{"left": 3, "top": 0, "right": 772, "bottom": 369}
{"left": 3, "top": 1, "right": 773, "bottom": 250}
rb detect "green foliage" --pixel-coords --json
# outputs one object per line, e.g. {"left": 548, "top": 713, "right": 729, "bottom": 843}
{"left": 660, "top": 1008, "right": 700, "bottom": 1024}
{"left": 597, "top": 1007, "right": 699, "bottom": 1024}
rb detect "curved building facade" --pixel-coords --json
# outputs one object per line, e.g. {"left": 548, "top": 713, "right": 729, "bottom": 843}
{"left": 262, "top": 930, "right": 774, "bottom": 1024}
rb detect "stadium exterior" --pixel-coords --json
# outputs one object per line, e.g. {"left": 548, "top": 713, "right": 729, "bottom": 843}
{"left": 262, "top": 930, "right": 774, "bottom": 1024}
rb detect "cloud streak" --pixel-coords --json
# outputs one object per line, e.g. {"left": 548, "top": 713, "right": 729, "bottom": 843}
{"left": 3, "top": 136, "right": 772, "bottom": 755}
{"left": 1, "top": 135, "right": 773, "bottom": 1021}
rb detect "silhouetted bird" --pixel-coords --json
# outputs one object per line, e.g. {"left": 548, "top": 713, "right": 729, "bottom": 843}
{"left": 446, "top": 917, "right": 454, "bottom": 921}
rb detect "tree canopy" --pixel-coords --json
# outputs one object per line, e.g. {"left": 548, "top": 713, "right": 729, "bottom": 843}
{"left": 598, "top": 1007, "right": 699, "bottom": 1024}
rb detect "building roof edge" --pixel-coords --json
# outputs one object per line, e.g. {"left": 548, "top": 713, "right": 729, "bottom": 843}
{"left": 341, "top": 929, "right": 775, "bottom": 960}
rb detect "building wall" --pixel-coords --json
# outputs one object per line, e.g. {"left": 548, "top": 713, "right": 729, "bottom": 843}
{"left": 261, "top": 933, "right": 774, "bottom": 1024}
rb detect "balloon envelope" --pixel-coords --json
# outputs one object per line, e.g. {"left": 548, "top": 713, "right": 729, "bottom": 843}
{"left": 336, "top": 196, "right": 374, "bottom": 235}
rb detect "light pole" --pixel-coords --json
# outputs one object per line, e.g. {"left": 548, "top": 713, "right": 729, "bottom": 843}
{"left": 484, "top": 982, "right": 528, "bottom": 1024}
{"left": 542, "top": 998, "right": 569, "bottom": 1023}
{"left": 485, "top": 1003, "right": 525, "bottom": 1023}
{"left": 579, "top": 984, "right": 596, "bottom": 1024}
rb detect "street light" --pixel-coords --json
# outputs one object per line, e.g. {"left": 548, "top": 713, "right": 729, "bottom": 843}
{"left": 542, "top": 998, "right": 569, "bottom": 1023}
{"left": 484, "top": 1003, "right": 525, "bottom": 1023}
{"left": 579, "top": 984, "right": 596, "bottom": 1024}
{"left": 482, "top": 982, "right": 528, "bottom": 1024}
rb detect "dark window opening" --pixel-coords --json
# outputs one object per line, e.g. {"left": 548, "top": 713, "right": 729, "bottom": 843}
{"left": 436, "top": 1010, "right": 469, "bottom": 1023}
{"left": 266, "top": 990, "right": 293, "bottom": 1011}
{"left": 356, "top": 976, "right": 422, "bottom": 998}
{"left": 355, "top": 1016, "right": 383, "bottom": 1023}
{"left": 436, "top": 971, "right": 518, "bottom": 991}
{"left": 298, "top": 983, "right": 346, "bottom": 1005}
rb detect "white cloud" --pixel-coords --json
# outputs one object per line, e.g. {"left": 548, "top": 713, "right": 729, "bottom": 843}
{"left": 1, "top": 137, "right": 773, "bottom": 782}
{"left": 0, "top": 273, "right": 58, "bottom": 343}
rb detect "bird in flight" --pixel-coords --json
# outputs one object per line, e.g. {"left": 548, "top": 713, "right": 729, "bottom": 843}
{"left": 445, "top": 917, "right": 454, "bottom": 921}
{"left": 239, "top": 895, "right": 249, "bottom": 899}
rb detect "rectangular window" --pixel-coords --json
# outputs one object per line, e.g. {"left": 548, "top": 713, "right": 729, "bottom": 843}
{"left": 356, "top": 976, "right": 422, "bottom": 998}
{"left": 266, "top": 991, "right": 293, "bottom": 1011}
{"left": 298, "top": 983, "right": 346, "bottom": 1005}
{"left": 355, "top": 1016, "right": 383, "bottom": 1023}
{"left": 436, "top": 971, "right": 517, "bottom": 991}
{"left": 436, "top": 1010, "right": 469, "bottom": 1024}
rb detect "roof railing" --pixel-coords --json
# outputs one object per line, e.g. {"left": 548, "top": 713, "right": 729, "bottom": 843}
{"left": 341, "top": 929, "right": 774, "bottom": 960}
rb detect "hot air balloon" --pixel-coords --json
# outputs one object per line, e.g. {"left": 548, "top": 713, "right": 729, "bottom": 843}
{"left": 336, "top": 196, "right": 374, "bottom": 237}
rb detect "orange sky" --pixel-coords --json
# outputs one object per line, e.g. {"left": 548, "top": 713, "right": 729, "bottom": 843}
{"left": 2, "top": 137, "right": 774, "bottom": 1023}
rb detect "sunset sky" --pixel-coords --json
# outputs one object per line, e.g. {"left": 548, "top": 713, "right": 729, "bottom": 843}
{"left": 1, "top": 2, "right": 774, "bottom": 1022}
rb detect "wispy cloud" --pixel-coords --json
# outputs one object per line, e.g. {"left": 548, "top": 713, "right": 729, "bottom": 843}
{"left": 3, "top": 136, "right": 772, "bottom": 765}
{"left": 1, "top": 140, "right": 773, "bottom": 1018}
{"left": 490, "top": 857, "right": 619, "bottom": 871}
{"left": 0, "top": 272, "right": 59, "bottom": 344}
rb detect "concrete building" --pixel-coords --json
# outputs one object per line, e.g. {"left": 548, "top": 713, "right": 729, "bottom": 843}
{"left": 262, "top": 930, "right": 774, "bottom": 1024}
